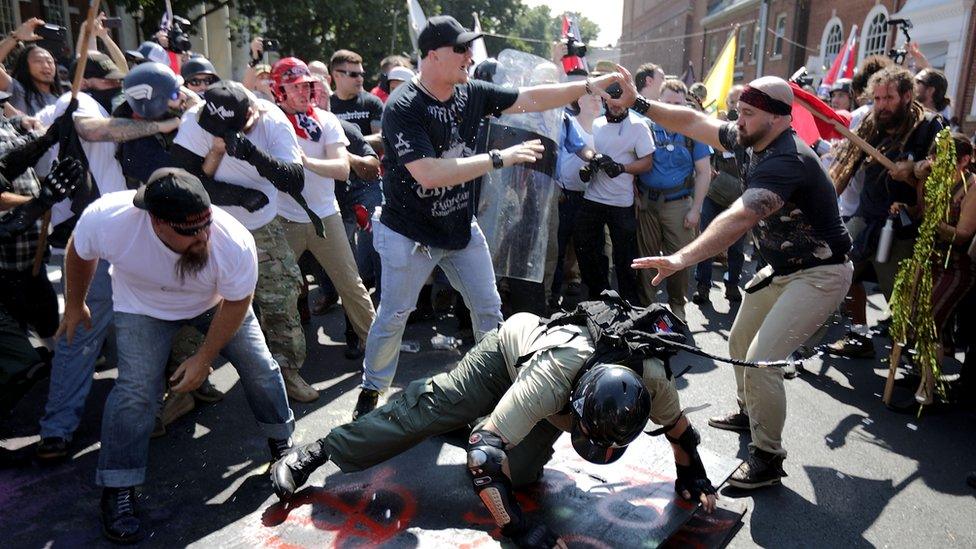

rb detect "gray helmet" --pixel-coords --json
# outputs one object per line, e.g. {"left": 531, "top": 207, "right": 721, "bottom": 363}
{"left": 830, "top": 78, "right": 853, "bottom": 95}
{"left": 181, "top": 56, "right": 219, "bottom": 81}
{"left": 123, "top": 62, "right": 181, "bottom": 120}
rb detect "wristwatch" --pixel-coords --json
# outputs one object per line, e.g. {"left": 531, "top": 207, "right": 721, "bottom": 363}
{"left": 489, "top": 149, "right": 503, "bottom": 169}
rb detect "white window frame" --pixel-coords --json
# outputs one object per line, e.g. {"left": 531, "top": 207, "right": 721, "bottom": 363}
{"left": 820, "top": 18, "right": 844, "bottom": 70}
{"left": 736, "top": 25, "right": 749, "bottom": 66}
{"left": 750, "top": 23, "right": 761, "bottom": 65}
{"left": 772, "top": 13, "right": 787, "bottom": 59}
{"left": 859, "top": 5, "right": 889, "bottom": 61}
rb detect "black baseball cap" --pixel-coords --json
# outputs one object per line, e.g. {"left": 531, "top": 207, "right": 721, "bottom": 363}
{"left": 418, "top": 15, "right": 482, "bottom": 55}
{"left": 70, "top": 52, "right": 126, "bottom": 80}
{"left": 198, "top": 81, "right": 249, "bottom": 136}
{"left": 134, "top": 168, "right": 211, "bottom": 226}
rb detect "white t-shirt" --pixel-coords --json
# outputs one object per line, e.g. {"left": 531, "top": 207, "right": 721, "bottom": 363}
{"left": 45, "top": 92, "right": 127, "bottom": 227}
{"left": 173, "top": 99, "right": 302, "bottom": 230}
{"left": 584, "top": 112, "right": 654, "bottom": 207}
{"left": 277, "top": 107, "right": 349, "bottom": 221}
{"left": 72, "top": 190, "right": 259, "bottom": 321}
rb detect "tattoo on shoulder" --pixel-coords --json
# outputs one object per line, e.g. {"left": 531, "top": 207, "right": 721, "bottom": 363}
{"left": 741, "top": 188, "right": 784, "bottom": 218}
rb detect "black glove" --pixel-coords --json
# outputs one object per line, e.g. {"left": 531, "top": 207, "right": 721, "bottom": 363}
{"left": 201, "top": 177, "right": 270, "bottom": 212}
{"left": 597, "top": 155, "right": 625, "bottom": 178}
{"left": 224, "top": 131, "right": 257, "bottom": 162}
{"left": 580, "top": 154, "right": 607, "bottom": 183}
{"left": 674, "top": 463, "right": 717, "bottom": 501}
{"left": 502, "top": 518, "right": 561, "bottom": 549}
{"left": 38, "top": 158, "right": 84, "bottom": 207}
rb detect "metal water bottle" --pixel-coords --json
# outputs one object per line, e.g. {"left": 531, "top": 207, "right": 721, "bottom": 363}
{"left": 876, "top": 216, "right": 896, "bottom": 263}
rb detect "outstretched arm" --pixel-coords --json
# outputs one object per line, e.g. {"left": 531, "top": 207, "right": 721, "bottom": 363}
{"left": 503, "top": 72, "right": 621, "bottom": 115}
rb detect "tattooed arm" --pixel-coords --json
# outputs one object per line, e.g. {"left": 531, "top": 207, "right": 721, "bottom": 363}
{"left": 633, "top": 188, "right": 783, "bottom": 284}
{"left": 75, "top": 116, "right": 181, "bottom": 143}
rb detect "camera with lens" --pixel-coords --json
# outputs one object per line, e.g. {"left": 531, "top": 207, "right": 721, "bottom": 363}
{"left": 167, "top": 15, "right": 193, "bottom": 54}
{"left": 563, "top": 36, "right": 587, "bottom": 58}
{"left": 789, "top": 68, "right": 814, "bottom": 88}
{"left": 261, "top": 38, "right": 279, "bottom": 53}
{"left": 884, "top": 18, "right": 913, "bottom": 65}
{"left": 36, "top": 24, "right": 70, "bottom": 61}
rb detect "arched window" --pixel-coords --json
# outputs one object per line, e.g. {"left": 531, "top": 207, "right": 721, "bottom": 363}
{"left": 860, "top": 7, "right": 889, "bottom": 59}
{"left": 820, "top": 19, "right": 844, "bottom": 69}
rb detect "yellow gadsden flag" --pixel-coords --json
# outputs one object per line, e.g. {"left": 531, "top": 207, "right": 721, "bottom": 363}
{"left": 703, "top": 29, "right": 737, "bottom": 115}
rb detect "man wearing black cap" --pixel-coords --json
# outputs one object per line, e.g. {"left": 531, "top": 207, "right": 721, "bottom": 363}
{"left": 356, "top": 15, "right": 626, "bottom": 419}
{"left": 271, "top": 310, "right": 716, "bottom": 547}
{"left": 172, "top": 80, "right": 316, "bottom": 401}
{"left": 620, "top": 72, "right": 853, "bottom": 489}
{"left": 59, "top": 168, "right": 294, "bottom": 543}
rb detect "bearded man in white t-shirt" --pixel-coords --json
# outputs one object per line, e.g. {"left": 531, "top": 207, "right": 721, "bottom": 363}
{"left": 269, "top": 57, "right": 375, "bottom": 379}
{"left": 58, "top": 168, "right": 294, "bottom": 544}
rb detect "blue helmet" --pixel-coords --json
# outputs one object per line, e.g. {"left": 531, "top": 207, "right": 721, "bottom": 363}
{"left": 123, "top": 62, "right": 181, "bottom": 120}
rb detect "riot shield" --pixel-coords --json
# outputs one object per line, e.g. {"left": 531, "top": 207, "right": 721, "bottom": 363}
{"left": 477, "top": 49, "right": 562, "bottom": 283}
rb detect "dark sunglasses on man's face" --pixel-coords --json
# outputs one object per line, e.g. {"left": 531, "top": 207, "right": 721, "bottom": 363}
{"left": 452, "top": 43, "right": 473, "bottom": 54}
{"left": 171, "top": 219, "right": 212, "bottom": 237}
{"left": 188, "top": 76, "right": 218, "bottom": 87}
{"left": 335, "top": 69, "right": 366, "bottom": 78}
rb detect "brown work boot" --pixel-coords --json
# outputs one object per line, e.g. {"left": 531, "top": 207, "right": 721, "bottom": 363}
{"left": 160, "top": 391, "right": 196, "bottom": 428}
{"left": 707, "top": 410, "right": 751, "bottom": 432}
{"left": 282, "top": 369, "right": 319, "bottom": 402}
{"left": 825, "top": 332, "right": 875, "bottom": 359}
{"left": 727, "top": 448, "right": 786, "bottom": 489}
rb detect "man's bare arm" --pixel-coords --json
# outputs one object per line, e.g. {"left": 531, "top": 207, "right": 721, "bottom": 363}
{"left": 75, "top": 116, "right": 179, "bottom": 143}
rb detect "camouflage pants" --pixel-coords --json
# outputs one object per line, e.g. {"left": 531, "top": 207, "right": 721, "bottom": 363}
{"left": 170, "top": 219, "right": 306, "bottom": 371}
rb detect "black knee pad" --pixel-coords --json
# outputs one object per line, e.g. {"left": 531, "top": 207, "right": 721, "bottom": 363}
{"left": 466, "top": 429, "right": 522, "bottom": 527}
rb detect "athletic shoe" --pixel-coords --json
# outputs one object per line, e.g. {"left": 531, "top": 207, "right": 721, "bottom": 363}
{"left": 282, "top": 369, "right": 319, "bottom": 402}
{"left": 271, "top": 441, "right": 329, "bottom": 501}
{"left": 692, "top": 284, "right": 710, "bottom": 305}
{"left": 825, "top": 332, "right": 875, "bottom": 358}
{"left": 191, "top": 378, "right": 225, "bottom": 403}
{"left": 35, "top": 436, "right": 69, "bottom": 463}
{"left": 101, "top": 487, "right": 143, "bottom": 544}
{"left": 707, "top": 410, "right": 751, "bottom": 432}
{"left": 727, "top": 448, "right": 786, "bottom": 489}
{"left": 352, "top": 388, "right": 379, "bottom": 420}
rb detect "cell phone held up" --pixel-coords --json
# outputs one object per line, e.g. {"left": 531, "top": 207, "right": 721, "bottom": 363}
{"left": 103, "top": 17, "right": 123, "bottom": 29}
{"left": 36, "top": 24, "right": 68, "bottom": 44}
{"left": 261, "top": 38, "right": 279, "bottom": 53}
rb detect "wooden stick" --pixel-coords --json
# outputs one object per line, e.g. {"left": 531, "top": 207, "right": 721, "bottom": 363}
{"left": 31, "top": 0, "right": 101, "bottom": 276}
{"left": 795, "top": 96, "right": 898, "bottom": 172}
{"left": 882, "top": 265, "right": 923, "bottom": 404}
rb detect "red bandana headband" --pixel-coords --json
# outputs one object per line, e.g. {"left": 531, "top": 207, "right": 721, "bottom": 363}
{"left": 739, "top": 85, "right": 793, "bottom": 116}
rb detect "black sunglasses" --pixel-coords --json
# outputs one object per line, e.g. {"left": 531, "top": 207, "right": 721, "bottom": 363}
{"left": 171, "top": 219, "right": 212, "bottom": 237}
{"left": 452, "top": 43, "right": 473, "bottom": 54}
{"left": 187, "top": 76, "right": 218, "bottom": 87}
{"left": 335, "top": 68, "right": 366, "bottom": 78}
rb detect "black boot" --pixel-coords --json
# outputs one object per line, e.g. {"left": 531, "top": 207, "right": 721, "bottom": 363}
{"left": 268, "top": 437, "right": 293, "bottom": 461}
{"left": 101, "top": 487, "right": 143, "bottom": 544}
{"left": 352, "top": 388, "right": 379, "bottom": 420}
{"left": 270, "top": 441, "right": 329, "bottom": 500}
{"left": 727, "top": 448, "right": 786, "bottom": 489}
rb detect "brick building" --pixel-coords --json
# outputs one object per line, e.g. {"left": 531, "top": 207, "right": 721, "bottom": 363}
{"left": 620, "top": 0, "right": 710, "bottom": 76}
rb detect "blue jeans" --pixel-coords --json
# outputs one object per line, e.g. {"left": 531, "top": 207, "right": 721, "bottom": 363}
{"left": 39, "top": 259, "right": 114, "bottom": 440}
{"left": 695, "top": 196, "right": 745, "bottom": 287}
{"left": 361, "top": 217, "right": 502, "bottom": 391}
{"left": 95, "top": 307, "right": 294, "bottom": 487}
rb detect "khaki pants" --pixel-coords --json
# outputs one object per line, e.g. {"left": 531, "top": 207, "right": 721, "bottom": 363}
{"left": 636, "top": 193, "right": 696, "bottom": 307}
{"left": 280, "top": 214, "right": 376, "bottom": 341}
{"left": 729, "top": 262, "right": 853, "bottom": 456}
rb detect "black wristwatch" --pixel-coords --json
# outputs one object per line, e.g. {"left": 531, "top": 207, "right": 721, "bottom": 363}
{"left": 489, "top": 149, "right": 503, "bottom": 169}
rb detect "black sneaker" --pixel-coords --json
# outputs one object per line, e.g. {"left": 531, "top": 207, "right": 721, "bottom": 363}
{"left": 352, "top": 388, "right": 380, "bottom": 420}
{"left": 268, "top": 437, "right": 293, "bottom": 461}
{"left": 707, "top": 410, "right": 751, "bottom": 432}
{"left": 725, "top": 284, "right": 742, "bottom": 303}
{"left": 101, "top": 487, "right": 143, "bottom": 544}
{"left": 270, "top": 441, "right": 329, "bottom": 501}
{"left": 35, "top": 436, "right": 69, "bottom": 463}
{"left": 825, "top": 332, "right": 875, "bottom": 359}
{"left": 727, "top": 448, "right": 786, "bottom": 489}
{"left": 692, "top": 284, "right": 710, "bottom": 305}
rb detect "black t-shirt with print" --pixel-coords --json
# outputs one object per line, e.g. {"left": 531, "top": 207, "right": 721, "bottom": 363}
{"left": 719, "top": 122, "right": 851, "bottom": 273}
{"left": 330, "top": 91, "right": 384, "bottom": 136}
{"left": 380, "top": 79, "right": 519, "bottom": 249}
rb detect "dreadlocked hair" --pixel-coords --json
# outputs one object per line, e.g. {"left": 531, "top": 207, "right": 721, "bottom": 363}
{"left": 11, "top": 45, "right": 65, "bottom": 116}
{"left": 829, "top": 66, "right": 923, "bottom": 190}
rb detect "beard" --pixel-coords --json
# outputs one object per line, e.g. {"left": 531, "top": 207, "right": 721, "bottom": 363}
{"left": 176, "top": 243, "right": 209, "bottom": 282}
{"left": 875, "top": 100, "right": 910, "bottom": 130}
{"left": 737, "top": 123, "right": 769, "bottom": 148}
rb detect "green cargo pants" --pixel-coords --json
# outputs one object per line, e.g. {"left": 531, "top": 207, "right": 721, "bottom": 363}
{"left": 322, "top": 328, "right": 562, "bottom": 487}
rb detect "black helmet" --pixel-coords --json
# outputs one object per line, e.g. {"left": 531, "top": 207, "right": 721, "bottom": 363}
{"left": 181, "top": 56, "right": 219, "bottom": 81}
{"left": 830, "top": 78, "right": 853, "bottom": 95}
{"left": 123, "top": 62, "right": 181, "bottom": 120}
{"left": 472, "top": 58, "right": 499, "bottom": 83}
{"left": 570, "top": 364, "right": 651, "bottom": 464}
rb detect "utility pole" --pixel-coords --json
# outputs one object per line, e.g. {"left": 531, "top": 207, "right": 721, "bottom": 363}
{"left": 755, "top": 0, "right": 770, "bottom": 76}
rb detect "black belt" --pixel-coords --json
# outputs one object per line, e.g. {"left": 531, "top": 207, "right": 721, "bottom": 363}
{"left": 642, "top": 187, "right": 691, "bottom": 202}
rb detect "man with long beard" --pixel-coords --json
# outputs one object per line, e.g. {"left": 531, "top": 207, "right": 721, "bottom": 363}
{"left": 617, "top": 71, "right": 853, "bottom": 489}
{"left": 59, "top": 168, "right": 294, "bottom": 543}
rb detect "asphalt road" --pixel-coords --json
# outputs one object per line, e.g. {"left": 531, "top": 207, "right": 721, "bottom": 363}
{"left": 1, "top": 269, "right": 974, "bottom": 547}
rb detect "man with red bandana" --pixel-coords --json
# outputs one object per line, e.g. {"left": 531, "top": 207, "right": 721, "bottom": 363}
{"left": 619, "top": 72, "right": 853, "bottom": 489}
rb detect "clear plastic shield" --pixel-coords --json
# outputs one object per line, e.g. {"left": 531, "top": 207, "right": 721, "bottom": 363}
{"left": 477, "top": 49, "right": 562, "bottom": 283}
